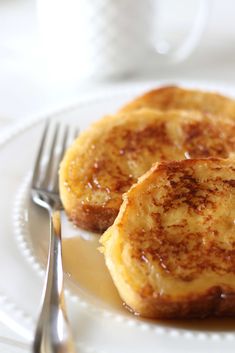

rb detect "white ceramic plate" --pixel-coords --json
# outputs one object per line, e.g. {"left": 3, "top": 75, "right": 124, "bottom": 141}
{"left": 1, "top": 81, "right": 235, "bottom": 353}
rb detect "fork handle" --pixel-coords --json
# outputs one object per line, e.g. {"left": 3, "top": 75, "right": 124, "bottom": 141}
{"left": 45, "top": 211, "right": 63, "bottom": 306}
{"left": 32, "top": 210, "right": 75, "bottom": 353}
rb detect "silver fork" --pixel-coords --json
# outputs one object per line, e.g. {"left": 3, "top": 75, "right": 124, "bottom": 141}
{"left": 31, "top": 121, "right": 77, "bottom": 353}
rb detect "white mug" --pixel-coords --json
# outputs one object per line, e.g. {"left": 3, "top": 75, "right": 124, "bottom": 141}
{"left": 37, "top": 0, "right": 209, "bottom": 81}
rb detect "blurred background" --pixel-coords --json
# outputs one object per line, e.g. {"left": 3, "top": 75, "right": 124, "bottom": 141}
{"left": 0, "top": 0, "right": 235, "bottom": 127}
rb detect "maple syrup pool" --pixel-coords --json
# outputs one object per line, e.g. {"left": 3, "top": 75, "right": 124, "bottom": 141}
{"left": 62, "top": 235, "right": 235, "bottom": 333}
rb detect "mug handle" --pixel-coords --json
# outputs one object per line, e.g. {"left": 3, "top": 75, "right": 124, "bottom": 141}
{"left": 155, "top": 0, "right": 209, "bottom": 62}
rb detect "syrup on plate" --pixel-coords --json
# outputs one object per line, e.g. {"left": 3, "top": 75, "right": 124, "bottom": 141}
{"left": 62, "top": 235, "right": 124, "bottom": 312}
{"left": 62, "top": 234, "right": 235, "bottom": 332}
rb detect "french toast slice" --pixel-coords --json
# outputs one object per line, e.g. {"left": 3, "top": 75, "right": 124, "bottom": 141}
{"left": 59, "top": 109, "right": 235, "bottom": 232}
{"left": 100, "top": 158, "right": 235, "bottom": 319}
{"left": 121, "top": 86, "right": 235, "bottom": 118}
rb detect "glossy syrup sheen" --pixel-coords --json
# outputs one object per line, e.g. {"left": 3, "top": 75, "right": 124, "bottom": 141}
{"left": 62, "top": 234, "right": 235, "bottom": 332}
{"left": 62, "top": 235, "right": 124, "bottom": 311}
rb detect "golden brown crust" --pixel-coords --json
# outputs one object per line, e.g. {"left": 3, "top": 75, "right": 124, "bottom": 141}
{"left": 100, "top": 158, "right": 235, "bottom": 318}
{"left": 131, "top": 286, "right": 235, "bottom": 319}
{"left": 60, "top": 109, "right": 235, "bottom": 232}
{"left": 60, "top": 108, "right": 235, "bottom": 232}
{"left": 69, "top": 203, "right": 117, "bottom": 233}
{"left": 120, "top": 86, "right": 235, "bottom": 119}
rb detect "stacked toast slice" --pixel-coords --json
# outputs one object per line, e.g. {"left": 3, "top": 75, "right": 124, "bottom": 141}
{"left": 120, "top": 85, "right": 235, "bottom": 118}
{"left": 60, "top": 108, "right": 235, "bottom": 232}
{"left": 100, "top": 158, "right": 235, "bottom": 318}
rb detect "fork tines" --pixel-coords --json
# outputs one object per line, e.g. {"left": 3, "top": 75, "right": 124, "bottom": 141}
{"left": 32, "top": 121, "right": 78, "bottom": 193}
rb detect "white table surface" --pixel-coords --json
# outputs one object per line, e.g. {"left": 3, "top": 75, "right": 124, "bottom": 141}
{"left": 1, "top": 0, "right": 235, "bottom": 351}
{"left": 1, "top": 0, "right": 235, "bottom": 128}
